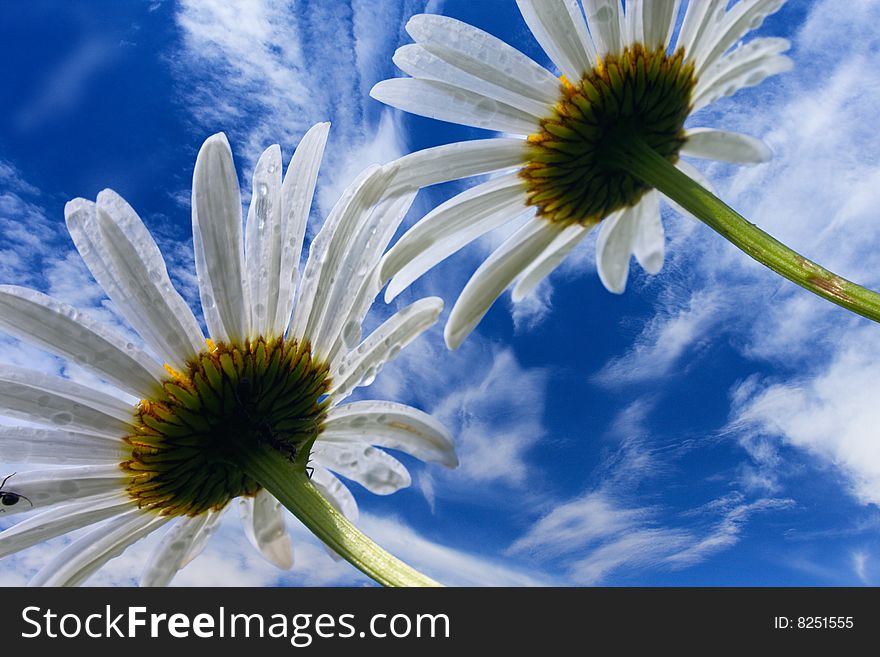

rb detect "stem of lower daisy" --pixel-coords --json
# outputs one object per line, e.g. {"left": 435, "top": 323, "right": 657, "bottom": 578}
{"left": 610, "top": 136, "right": 880, "bottom": 324}
{"left": 240, "top": 446, "right": 441, "bottom": 587}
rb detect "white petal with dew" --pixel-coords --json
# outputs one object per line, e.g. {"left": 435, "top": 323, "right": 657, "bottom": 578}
{"left": 192, "top": 133, "right": 250, "bottom": 343}
{"left": 371, "top": 78, "right": 539, "bottom": 135}
{"left": 245, "top": 144, "right": 283, "bottom": 338}
{"left": 65, "top": 198, "right": 205, "bottom": 368}
{"left": 178, "top": 507, "right": 226, "bottom": 569}
{"left": 596, "top": 205, "right": 640, "bottom": 294}
{"left": 406, "top": 14, "right": 561, "bottom": 105}
{"left": 632, "top": 192, "right": 665, "bottom": 275}
{"left": 313, "top": 443, "right": 411, "bottom": 496}
{"left": 311, "top": 186, "right": 415, "bottom": 358}
{"left": 0, "top": 365, "right": 133, "bottom": 436}
{"left": 0, "top": 286, "right": 165, "bottom": 398}
{"left": 515, "top": 0, "right": 597, "bottom": 81}
{"left": 682, "top": 128, "right": 772, "bottom": 164}
{"left": 583, "top": 0, "right": 624, "bottom": 58}
{"left": 0, "top": 493, "right": 132, "bottom": 559}
{"left": 393, "top": 44, "right": 551, "bottom": 119}
{"left": 0, "top": 465, "right": 129, "bottom": 517}
{"left": 30, "top": 508, "right": 170, "bottom": 586}
{"left": 96, "top": 189, "right": 207, "bottom": 361}
{"left": 640, "top": 0, "right": 679, "bottom": 49}
{"left": 323, "top": 400, "right": 457, "bottom": 468}
{"left": 389, "top": 138, "right": 526, "bottom": 192}
{"left": 0, "top": 427, "right": 127, "bottom": 465}
{"left": 512, "top": 223, "right": 590, "bottom": 302}
{"left": 239, "top": 489, "right": 293, "bottom": 570}
{"left": 676, "top": 0, "right": 724, "bottom": 61}
{"left": 324, "top": 190, "right": 418, "bottom": 365}
{"left": 290, "top": 165, "right": 397, "bottom": 358}
{"left": 694, "top": 0, "right": 786, "bottom": 74}
{"left": 693, "top": 38, "right": 792, "bottom": 111}
{"left": 330, "top": 297, "right": 444, "bottom": 402}
{"left": 274, "top": 123, "right": 329, "bottom": 337}
{"left": 140, "top": 513, "right": 215, "bottom": 587}
{"left": 445, "top": 217, "right": 562, "bottom": 349}
{"left": 381, "top": 173, "right": 530, "bottom": 301}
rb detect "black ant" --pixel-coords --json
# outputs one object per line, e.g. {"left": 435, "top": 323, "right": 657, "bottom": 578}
{"left": 234, "top": 378, "right": 312, "bottom": 480}
{"left": 0, "top": 473, "right": 33, "bottom": 510}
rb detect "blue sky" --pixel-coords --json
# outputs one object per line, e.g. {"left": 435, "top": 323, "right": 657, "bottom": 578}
{"left": 2, "top": 0, "right": 880, "bottom": 586}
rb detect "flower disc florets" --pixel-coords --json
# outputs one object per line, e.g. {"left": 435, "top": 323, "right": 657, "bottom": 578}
{"left": 521, "top": 44, "right": 696, "bottom": 226}
{"left": 124, "top": 337, "right": 330, "bottom": 516}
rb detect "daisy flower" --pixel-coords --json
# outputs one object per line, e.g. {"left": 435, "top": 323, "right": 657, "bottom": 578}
{"left": 371, "top": 0, "right": 794, "bottom": 348}
{"left": 0, "top": 124, "right": 455, "bottom": 587}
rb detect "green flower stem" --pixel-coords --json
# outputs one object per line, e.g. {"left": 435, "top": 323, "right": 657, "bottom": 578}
{"left": 611, "top": 136, "right": 880, "bottom": 324}
{"left": 240, "top": 446, "right": 441, "bottom": 588}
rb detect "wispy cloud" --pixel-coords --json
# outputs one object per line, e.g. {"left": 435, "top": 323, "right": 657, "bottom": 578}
{"left": 173, "top": 0, "right": 425, "bottom": 204}
{"left": 593, "top": 289, "right": 721, "bottom": 387}
{"left": 508, "top": 490, "right": 792, "bottom": 585}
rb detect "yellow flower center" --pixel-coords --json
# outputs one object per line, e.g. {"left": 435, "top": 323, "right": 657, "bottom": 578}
{"left": 521, "top": 44, "right": 696, "bottom": 226}
{"left": 123, "top": 337, "right": 331, "bottom": 516}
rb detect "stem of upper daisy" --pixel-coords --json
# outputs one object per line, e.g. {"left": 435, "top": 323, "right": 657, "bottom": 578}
{"left": 240, "top": 446, "right": 442, "bottom": 587}
{"left": 611, "top": 136, "right": 880, "bottom": 324}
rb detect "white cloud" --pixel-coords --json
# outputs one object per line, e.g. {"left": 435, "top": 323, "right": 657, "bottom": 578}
{"left": 593, "top": 289, "right": 721, "bottom": 387}
{"left": 508, "top": 490, "right": 792, "bottom": 585}
{"left": 173, "top": 0, "right": 417, "bottom": 208}
{"left": 730, "top": 326, "right": 880, "bottom": 507}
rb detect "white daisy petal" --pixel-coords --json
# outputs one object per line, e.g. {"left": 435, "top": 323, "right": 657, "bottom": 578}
{"left": 30, "top": 508, "right": 170, "bottom": 587}
{"left": 0, "top": 365, "right": 133, "bottom": 436}
{"left": 239, "top": 489, "right": 293, "bottom": 570}
{"left": 329, "top": 297, "right": 444, "bottom": 401}
{"left": 0, "top": 465, "right": 128, "bottom": 517}
{"left": 312, "top": 187, "right": 417, "bottom": 358}
{"left": 515, "top": 0, "right": 597, "bottom": 81}
{"left": 389, "top": 138, "right": 526, "bottom": 191}
{"left": 0, "top": 286, "right": 165, "bottom": 398}
{"left": 693, "top": 38, "right": 792, "bottom": 110}
{"left": 445, "top": 217, "right": 563, "bottom": 349}
{"left": 512, "top": 223, "right": 590, "bottom": 302}
{"left": 641, "top": 0, "right": 680, "bottom": 49}
{"left": 370, "top": 78, "right": 539, "bottom": 135}
{"left": 694, "top": 0, "right": 787, "bottom": 73}
{"left": 406, "top": 14, "right": 562, "bottom": 105}
{"left": 323, "top": 401, "right": 457, "bottom": 468}
{"left": 381, "top": 173, "right": 530, "bottom": 302}
{"left": 624, "top": 0, "right": 645, "bottom": 46}
{"left": 274, "top": 122, "right": 330, "bottom": 337}
{"left": 596, "top": 205, "right": 640, "bottom": 293}
{"left": 290, "top": 165, "right": 398, "bottom": 357}
{"left": 677, "top": 0, "right": 725, "bottom": 58}
{"left": 65, "top": 196, "right": 206, "bottom": 367}
{"left": 0, "top": 493, "right": 132, "bottom": 559}
{"left": 0, "top": 427, "right": 127, "bottom": 465}
{"left": 682, "top": 128, "right": 772, "bottom": 164}
{"left": 140, "top": 513, "right": 215, "bottom": 587}
{"left": 192, "top": 133, "right": 249, "bottom": 344}
{"left": 245, "top": 144, "right": 283, "bottom": 338}
{"left": 325, "top": 190, "right": 419, "bottom": 364}
{"left": 632, "top": 192, "right": 665, "bottom": 275}
{"left": 310, "top": 466, "right": 358, "bottom": 523}
{"left": 314, "top": 443, "right": 411, "bottom": 496}
{"left": 178, "top": 507, "right": 226, "bottom": 568}
{"left": 394, "top": 44, "right": 552, "bottom": 119}
{"left": 583, "top": 0, "right": 624, "bottom": 57}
